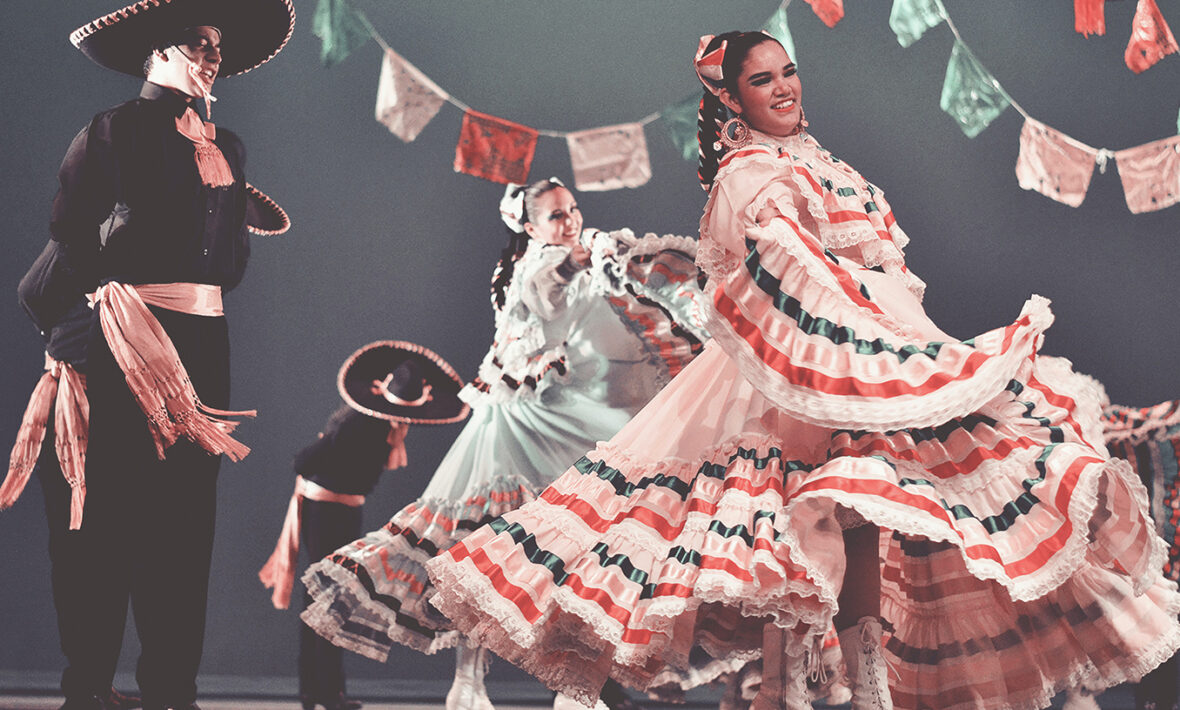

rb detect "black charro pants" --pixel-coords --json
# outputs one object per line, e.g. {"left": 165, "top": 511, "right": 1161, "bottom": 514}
{"left": 37, "top": 416, "right": 131, "bottom": 699}
{"left": 85, "top": 305, "right": 229, "bottom": 709}
{"left": 299, "top": 499, "right": 363, "bottom": 701}
{"left": 1135, "top": 646, "right": 1180, "bottom": 710}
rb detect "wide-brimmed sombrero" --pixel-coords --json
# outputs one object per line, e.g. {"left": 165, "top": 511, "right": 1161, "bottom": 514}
{"left": 245, "top": 183, "right": 290, "bottom": 236}
{"left": 70, "top": 0, "right": 296, "bottom": 78}
{"left": 338, "top": 341, "right": 469, "bottom": 425}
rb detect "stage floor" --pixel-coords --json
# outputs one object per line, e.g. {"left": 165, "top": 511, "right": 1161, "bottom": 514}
{"left": 0, "top": 690, "right": 1137, "bottom": 710}
{"left": 0, "top": 700, "right": 532, "bottom": 710}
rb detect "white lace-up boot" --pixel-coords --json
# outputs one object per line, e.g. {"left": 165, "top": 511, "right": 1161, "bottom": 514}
{"left": 838, "top": 617, "right": 894, "bottom": 710}
{"left": 1062, "top": 687, "right": 1101, "bottom": 710}
{"left": 719, "top": 670, "right": 748, "bottom": 710}
{"left": 552, "top": 693, "right": 609, "bottom": 710}
{"left": 750, "top": 626, "right": 812, "bottom": 710}
{"left": 446, "top": 643, "right": 495, "bottom": 710}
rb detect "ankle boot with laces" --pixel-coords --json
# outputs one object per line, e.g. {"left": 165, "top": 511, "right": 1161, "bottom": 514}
{"left": 446, "top": 643, "right": 495, "bottom": 710}
{"left": 838, "top": 616, "right": 893, "bottom": 710}
{"left": 750, "top": 626, "right": 812, "bottom": 710}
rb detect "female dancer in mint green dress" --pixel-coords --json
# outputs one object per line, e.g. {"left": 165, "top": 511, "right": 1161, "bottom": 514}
{"left": 301, "top": 178, "right": 707, "bottom": 710}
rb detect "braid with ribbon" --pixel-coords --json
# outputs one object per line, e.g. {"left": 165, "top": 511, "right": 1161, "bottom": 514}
{"left": 693, "top": 31, "right": 781, "bottom": 191}
{"left": 490, "top": 178, "right": 567, "bottom": 311}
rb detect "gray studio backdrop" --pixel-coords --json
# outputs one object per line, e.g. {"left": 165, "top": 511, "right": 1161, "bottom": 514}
{"left": 2, "top": 0, "right": 1177, "bottom": 699}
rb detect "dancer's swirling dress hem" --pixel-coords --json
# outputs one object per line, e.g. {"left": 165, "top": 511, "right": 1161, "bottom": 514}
{"left": 425, "top": 133, "right": 1180, "bottom": 710}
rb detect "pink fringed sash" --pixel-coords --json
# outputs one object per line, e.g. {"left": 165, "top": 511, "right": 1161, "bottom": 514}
{"left": 258, "top": 476, "right": 365, "bottom": 609}
{"left": 1, "top": 355, "right": 88, "bottom": 529}
{"left": 89, "top": 281, "right": 256, "bottom": 462}
{"left": 175, "top": 108, "right": 234, "bottom": 188}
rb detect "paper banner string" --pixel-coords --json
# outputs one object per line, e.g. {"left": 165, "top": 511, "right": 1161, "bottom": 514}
{"left": 1115, "top": 135, "right": 1180, "bottom": 213}
{"left": 764, "top": 3, "right": 799, "bottom": 62}
{"left": 312, "top": 0, "right": 370, "bottom": 68}
{"left": 940, "top": 40, "right": 1011, "bottom": 138}
{"left": 804, "top": 0, "right": 844, "bottom": 29}
{"left": 375, "top": 49, "right": 449, "bottom": 142}
{"left": 566, "top": 123, "right": 653, "bottom": 191}
{"left": 918, "top": 3, "right": 1177, "bottom": 212}
{"left": 1075, "top": 0, "right": 1107, "bottom": 37}
{"left": 1125, "top": 0, "right": 1179, "bottom": 73}
{"left": 889, "top": 0, "right": 947, "bottom": 48}
{"left": 321, "top": 0, "right": 1177, "bottom": 206}
{"left": 454, "top": 110, "right": 539, "bottom": 185}
{"left": 1015, "top": 118, "right": 1098, "bottom": 207}
{"left": 661, "top": 94, "right": 702, "bottom": 162}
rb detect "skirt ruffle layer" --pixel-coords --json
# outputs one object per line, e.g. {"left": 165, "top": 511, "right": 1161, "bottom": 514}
{"left": 301, "top": 475, "right": 535, "bottom": 659}
{"left": 301, "top": 386, "right": 637, "bottom": 659}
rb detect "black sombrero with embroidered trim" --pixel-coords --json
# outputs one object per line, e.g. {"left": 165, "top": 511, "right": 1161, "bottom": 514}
{"left": 245, "top": 183, "right": 290, "bottom": 236}
{"left": 70, "top": 0, "right": 296, "bottom": 78}
{"left": 338, "top": 341, "right": 470, "bottom": 425}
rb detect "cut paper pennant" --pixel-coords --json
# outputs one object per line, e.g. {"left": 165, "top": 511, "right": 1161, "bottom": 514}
{"left": 764, "top": 4, "right": 799, "bottom": 63}
{"left": 804, "top": 0, "right": 844, "bottom": 28}
{"left": 312, "top": 0, "right": 371, "bottom": 68}
{"left": 662, "top": 94, "right": 702, "bottom": 162}
{"left": 454, "top": 110, "right": 539, "bottom": 185}
{"left": 1015, "top": 118, "right": 1098, "bottom": 207}
{"left": 1075, "top": 0, "right": 1106, "bottom": 37}
{"left": 940, "top": 40, "right": 1010, "bottom": 138}
{"left": 889, "top": 0, "right": 946, "bottom": 48}
{"left": 1125, "top": 0, "right": 1179, "bottom": 73}
{"left": 375, "top": 49, "right": 448, "bottom": 142}
{"left": 1115, "top": 135, "right": 1180, "bottom": 213}
{"left": 566, "top": 123, "right": 652, "bottom": 191}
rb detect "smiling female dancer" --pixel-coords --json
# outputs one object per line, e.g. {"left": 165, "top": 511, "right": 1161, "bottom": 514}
{"left": 425, "top": 31, "right": 1180, "bottom": 710}
{"left": 301, "top": 179, "right": 707, "bottom": 710}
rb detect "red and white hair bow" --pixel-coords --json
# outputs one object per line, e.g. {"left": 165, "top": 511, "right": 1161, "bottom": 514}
{"left": 694, "top": 34, "right": 727, "bottom": 96}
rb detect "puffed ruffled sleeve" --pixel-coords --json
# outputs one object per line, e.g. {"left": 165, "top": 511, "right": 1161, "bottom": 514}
{"left": 588, "top": 228, "right": 709, "bottom": 379}
{"left": 701, "top": 148, "right": 1054, "bottom": 432}
{"left": 516, "top": 243, "right": 587, "bottom": 321}
{"left": 462, "top": 241, "right": 587, "bottom": 405}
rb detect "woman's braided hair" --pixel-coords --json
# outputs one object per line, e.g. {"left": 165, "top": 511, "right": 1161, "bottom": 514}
{"left": 489, "top": 179, "right": 568, "bottom": 311}
{"left": 696, "top": 31, "right": 780, "bottom": 191}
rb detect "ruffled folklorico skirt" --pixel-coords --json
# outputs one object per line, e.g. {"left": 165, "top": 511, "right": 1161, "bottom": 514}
{"left": 299, "top": 387, "right": 637, "bottom": 659}
{"left": 300, "top": 228, "right": 709, "bottom": 662}
{"left": 424, "top": 338, "right": 1180, "bottom": 710}
{"left": 423, "top": 134, "right": 1180, "bottom": 710}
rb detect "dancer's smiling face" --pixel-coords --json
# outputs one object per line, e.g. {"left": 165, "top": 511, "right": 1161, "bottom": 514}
{"left": 523, "top": 187, "right": 583, "bottom": 248}
{"left": 147, "top": 25, "right": 222, "bottom": 97}
{"left": 719, "top": 39, "right": 803, "bottom": 138}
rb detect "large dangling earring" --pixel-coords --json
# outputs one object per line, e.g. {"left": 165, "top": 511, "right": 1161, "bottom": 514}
{"left": 720, "top": 115, "right": 752, "bottom": 150}
{"left": 795, "top": 107, "right": 809, "bottom": 134}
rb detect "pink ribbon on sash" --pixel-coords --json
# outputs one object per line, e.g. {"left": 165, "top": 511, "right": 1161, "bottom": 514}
{"left": 89, "top": 282, "right": 256, "bottom": 462}
{"left": 386, "top": 421, "right": 409, "bottom": 471}
{"left": 1, "top": 354, "right": 89, "bottom": 529}
{"left": 175, "top": 107, "right": 235, "bottom": 188}
{"left": 258, "top": 476, "right": 365, "bottom": 610}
